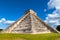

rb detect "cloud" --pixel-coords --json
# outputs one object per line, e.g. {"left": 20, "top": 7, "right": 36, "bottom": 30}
{"left": 48, "top": 0, "right": 60, "bottom": 9}
{"left": 44, "top": 9, "right": 47, "bottom": 12}
{"left": 0, "top": 27, "right": 1, "bottom": 28}
{"left": 0, "top": 18, "right": 15, "bottom": 24}
{"left": 0, "top": 18, "right": 6, "bottom": 23}
{"left": 0, "top": 18, "right": 15, "bottom": 29}
{"left": 44, "top": 13, "right": 60, "bottom": 24}
{"left": 4, "top": 20, "right": 15, "bottom": 25}
{"left": 44, "top": 12, "right": 60, "bottom": 28}
{"left": 44, "top": 0, "right": 60, "bottom": 28}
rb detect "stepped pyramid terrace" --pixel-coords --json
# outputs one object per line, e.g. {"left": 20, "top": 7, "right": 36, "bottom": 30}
{"left": 2, "top": 9, "right": 58, "bottom": 34}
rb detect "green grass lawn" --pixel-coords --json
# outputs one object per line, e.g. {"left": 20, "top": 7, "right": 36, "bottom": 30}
{"left": 0, "top": 33, "right": 60, "bottom": 40}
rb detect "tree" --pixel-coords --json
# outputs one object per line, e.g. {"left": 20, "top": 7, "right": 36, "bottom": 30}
{"left": 0, "top": 29, "right": 3, "bottom": 32}
{"left": 56, "top": 25, "right": 60, "bottom": 31}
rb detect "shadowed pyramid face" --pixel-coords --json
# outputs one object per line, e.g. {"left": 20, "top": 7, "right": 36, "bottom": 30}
{"left": 3, "top": 9, "right": 57, "bottom": 34}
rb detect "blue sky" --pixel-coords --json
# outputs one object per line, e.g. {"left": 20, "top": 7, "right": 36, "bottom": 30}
{"left": 0, "top": 0, "right": 49, "bottom": 20}
{"left": 0, "top": 0, "right": 60, "bottom": 29}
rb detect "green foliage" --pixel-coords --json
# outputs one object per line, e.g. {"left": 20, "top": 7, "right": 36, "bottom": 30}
{"left": 56, "top": 25, "right": 60, "bottom": 31}
{"left": 0, "top": 33, "right": 60, "bottom": 40}
{"left": 0, "top": 29, "right": 3, "bottom": 32}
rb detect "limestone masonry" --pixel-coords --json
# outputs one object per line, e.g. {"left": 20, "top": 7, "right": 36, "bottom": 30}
{"left": 3, "top": 9, "right": 57, "bottom": 34}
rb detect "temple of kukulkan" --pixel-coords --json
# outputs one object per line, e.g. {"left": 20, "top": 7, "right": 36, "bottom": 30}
{"left": 3, "top": 9, "right": 58, "bottom": 34}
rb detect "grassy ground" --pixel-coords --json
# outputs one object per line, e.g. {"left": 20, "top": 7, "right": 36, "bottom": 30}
{"left": 0, "top": 33, "right": 60, "bottom": 40}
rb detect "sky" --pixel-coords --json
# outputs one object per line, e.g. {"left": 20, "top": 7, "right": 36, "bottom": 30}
{"left": 0, "top": 0, "right": 60, "bottom": 29}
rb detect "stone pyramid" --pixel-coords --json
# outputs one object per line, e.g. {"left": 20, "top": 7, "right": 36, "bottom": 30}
{"left": 3, "top": 9, "right": 57, "bottom": 34}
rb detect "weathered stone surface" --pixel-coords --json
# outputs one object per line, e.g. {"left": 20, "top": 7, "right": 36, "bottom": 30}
{"left": 2, "top": 9, "right": 57, "bottom": 34}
